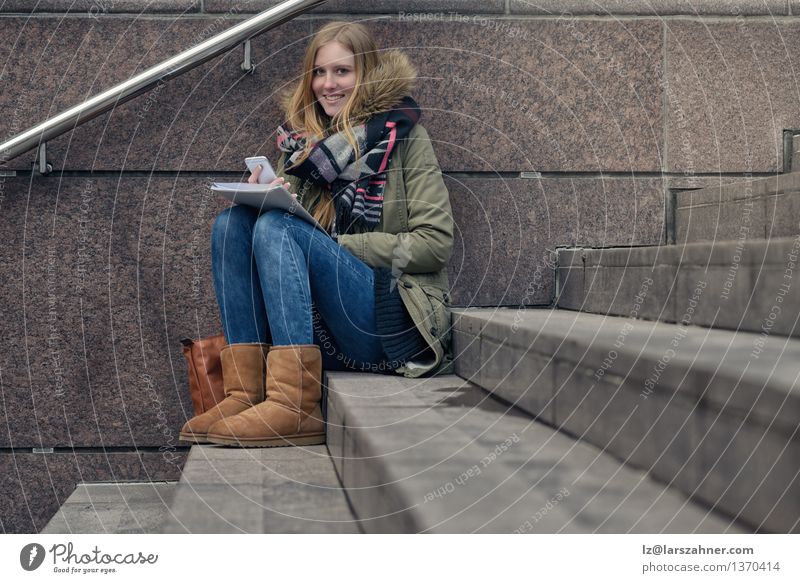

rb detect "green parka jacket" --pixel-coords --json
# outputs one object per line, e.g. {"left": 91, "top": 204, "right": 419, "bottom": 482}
{"left": 275, "top": 124, "right": 455, "bottom": 378}
{"left": 273, "top": 53, "right": 454, "bottom": 378}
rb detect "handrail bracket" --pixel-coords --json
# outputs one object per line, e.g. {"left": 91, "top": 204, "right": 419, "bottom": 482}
{"left": 36, "top": 143, "right": 53, "bottom": 176}
{"left": 241, "top": 39, "right": 255, "bottom": 74}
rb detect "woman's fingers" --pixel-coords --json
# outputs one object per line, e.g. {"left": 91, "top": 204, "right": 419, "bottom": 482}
{"left": 247, "top": 164, "right": 262, "bottom": 184}
{"left": 266, "top": 176, "right": 297, "bottom": 198}
{"left": 271, "top": 177, "right": 297, "bottom": 197}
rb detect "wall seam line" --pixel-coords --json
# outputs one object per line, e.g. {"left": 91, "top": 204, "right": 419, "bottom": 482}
{"left": 662, "top": 19, "right": 668, "bottom": 178}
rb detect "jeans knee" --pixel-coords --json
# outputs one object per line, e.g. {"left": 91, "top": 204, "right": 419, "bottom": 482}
{"left": 252, "top": 210, "right": 289, "bottom": 253}
{"left": 212, "top": 206, "right": 258, "bottom": 246}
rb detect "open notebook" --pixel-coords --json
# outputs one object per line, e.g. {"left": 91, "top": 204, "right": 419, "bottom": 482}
{"left": 210, "top": 182, "right": 325, "bottom": 233}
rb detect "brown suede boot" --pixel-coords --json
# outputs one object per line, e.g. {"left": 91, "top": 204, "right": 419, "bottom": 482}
{"left": 206, "top": 344, "right": 325, "bottom": 447}
{"left": 179, "top": 343, "right": 268, "bottom": 444}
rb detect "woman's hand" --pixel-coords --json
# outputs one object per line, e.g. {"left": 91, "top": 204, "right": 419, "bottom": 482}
{"left": 268, "top": 176, "right": 298, "bottom": 198}
{"left": 248, "top": 164, "right": 264, "bottom": 184}
{"left": 248, "top": 166, "right": 297, "bottom": 198}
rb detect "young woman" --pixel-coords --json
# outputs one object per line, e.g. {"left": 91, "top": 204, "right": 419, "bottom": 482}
{"left": 180, "top": 21, "right": 454, "bottom": 448}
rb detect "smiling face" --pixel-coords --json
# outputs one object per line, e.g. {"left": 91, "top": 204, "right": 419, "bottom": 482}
{"left": 311, "top": 41, "right": 357, "bottom": 118}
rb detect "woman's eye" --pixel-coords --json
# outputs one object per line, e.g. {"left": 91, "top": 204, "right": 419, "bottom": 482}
{"left": 313, "top": 67, "right": 350, "bottom": 76}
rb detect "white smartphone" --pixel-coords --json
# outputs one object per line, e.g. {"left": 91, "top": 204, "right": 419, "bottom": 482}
{"left": 244, "top": 156, "right": 277, "bottom": 185}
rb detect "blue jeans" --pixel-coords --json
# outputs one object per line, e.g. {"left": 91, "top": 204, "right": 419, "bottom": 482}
{"left": 211, "top": 205, "right": 390, "bottom": 372}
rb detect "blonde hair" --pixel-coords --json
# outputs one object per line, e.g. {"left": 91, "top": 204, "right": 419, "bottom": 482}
{"left": 283, "top": 21, "right": 380, "bottom": 230}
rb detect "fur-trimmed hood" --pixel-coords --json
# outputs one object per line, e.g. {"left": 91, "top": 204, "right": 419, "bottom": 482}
{"left": 347, "top": 50, "right": 417, "bottom": 125}
{"left": 284, "top": 50, "right": 417, "bottom": 126}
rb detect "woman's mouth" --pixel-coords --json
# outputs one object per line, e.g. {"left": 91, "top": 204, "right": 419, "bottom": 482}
{"left": 323, "top": 94, "right": 344, "bottom": 103}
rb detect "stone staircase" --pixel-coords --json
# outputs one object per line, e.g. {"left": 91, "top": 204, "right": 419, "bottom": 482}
{"left": 6, "top": 1, "right": 800, "bottom": 534}
{"left": 452, "top": 309, "right": 798, "bottom": 533}
{"left": 160, "top": 445, "right": 358, "bottom": 533}
{"left": 38, "top": 141, "right": 800, "bottom": 537}
{"left": 41, "top": 482, "right": 178, "bottom": 534}
{"left": 558, "top": 172, "right": 800, "bottom": 337}
{"left": 43, "top": 445, "right": 359, "bottom": 534}
{"left": 533, "top": 172, "right": 800, "bottom": 533}
{"left": 324, "top": 372, "right": 748, "bottom": 533}
{"left": 45, "top": 370, "right": 753, "bottom": 534}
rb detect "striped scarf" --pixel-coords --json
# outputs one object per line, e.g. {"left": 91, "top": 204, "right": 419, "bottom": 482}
{"left": 277, "top": 96, "right": 420, "bottom": 238}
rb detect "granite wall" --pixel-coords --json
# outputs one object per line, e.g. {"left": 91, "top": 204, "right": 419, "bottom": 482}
{"left": 2, "top": 0, "right": 800, "bottom": 531}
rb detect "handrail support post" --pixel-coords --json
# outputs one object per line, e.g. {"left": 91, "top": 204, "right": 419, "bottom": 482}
{"left": 241, "top": 39, "right": 255, "bottom": 74}
{"left": 36, "top": 143, "right": 52, "bottom": 175}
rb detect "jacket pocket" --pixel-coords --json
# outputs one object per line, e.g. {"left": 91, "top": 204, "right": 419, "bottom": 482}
{"left": 420, "top": 284, "right": 452, "bottom": 350}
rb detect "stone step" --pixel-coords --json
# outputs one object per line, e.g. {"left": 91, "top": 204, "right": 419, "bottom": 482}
{"left": 452, "top": 308, "right": 800, "bottom": 533}
{"left": 325, "top": 372, "right": 748, "bottom": 533}
{"left": 41, "top": 482, "right": 178, "bottom": 534}
{"left": 160, "top": 445, "right": 359, "bottom": 533}
{"left": 791, "top": 132, "right": 800, "bottom": 171}
{"left": 675, "top": 172, "right": 800, "bottom": 244}
{"left": 557, "top": 237, "right": 800, "bottom": 338}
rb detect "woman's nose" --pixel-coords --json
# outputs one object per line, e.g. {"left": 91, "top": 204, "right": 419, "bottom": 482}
{"left": 323, "top": 73, "right": 337, "bottom": 89}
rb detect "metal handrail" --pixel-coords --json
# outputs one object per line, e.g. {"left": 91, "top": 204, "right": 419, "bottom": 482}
{"left": 0, "top": 0, "right": 326, "bottom": 165}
